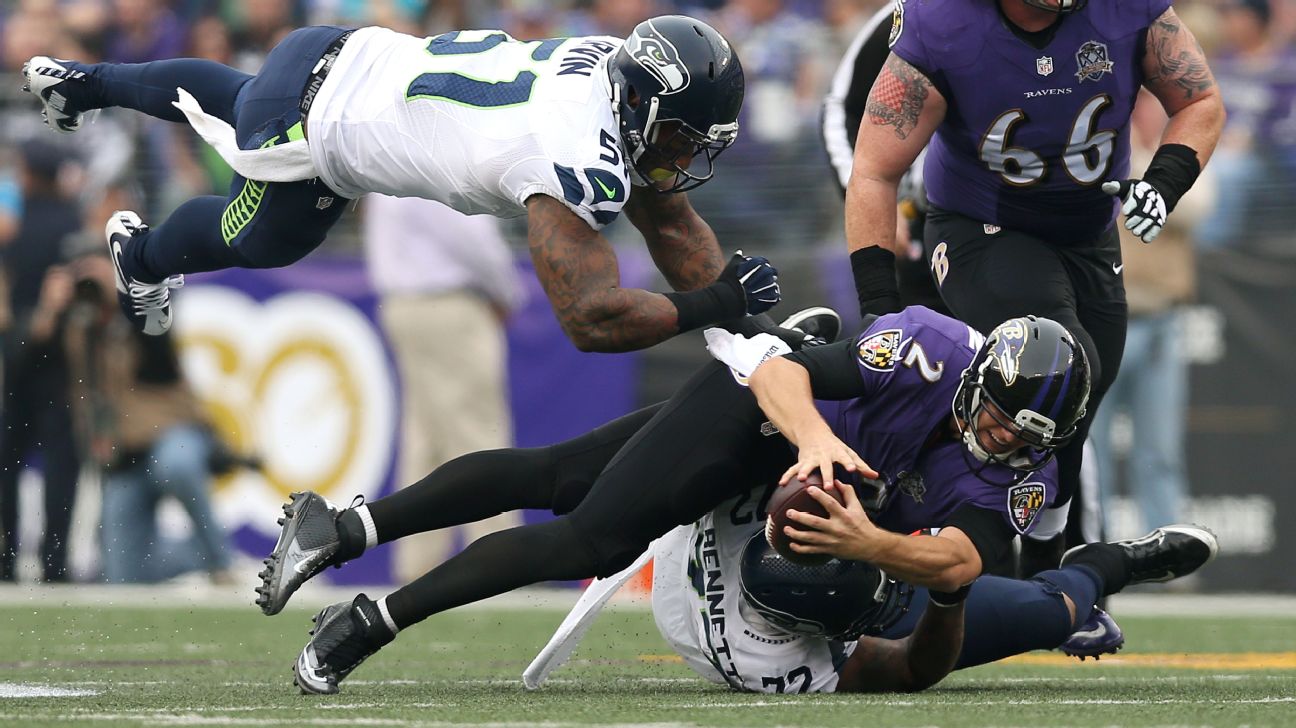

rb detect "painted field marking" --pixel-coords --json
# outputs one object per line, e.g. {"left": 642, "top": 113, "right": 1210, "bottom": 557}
{"left": 0, "top": 682, "right": 98, "bottom": 698}
{"left": 1004, "top": 652, "right": 1296, "bottom": 670}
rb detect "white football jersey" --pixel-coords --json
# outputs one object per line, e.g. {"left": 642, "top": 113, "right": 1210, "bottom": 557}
{"left": 307, "top": 27, "right": 631, "bottom": 230}
{"left": 651, "top": 497, "right": 857, "bottom": 694}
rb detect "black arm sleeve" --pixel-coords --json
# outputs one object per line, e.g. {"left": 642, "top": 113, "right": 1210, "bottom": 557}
{"left": 781, "top": 339, "right": 866, "bottom": 400}
{"left": 943, "top": 503, "right": 1016, "bottom": 575}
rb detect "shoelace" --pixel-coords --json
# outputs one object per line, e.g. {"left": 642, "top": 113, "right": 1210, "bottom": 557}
{"left": 127, "top": 275, "right": 183, "bottom": 314}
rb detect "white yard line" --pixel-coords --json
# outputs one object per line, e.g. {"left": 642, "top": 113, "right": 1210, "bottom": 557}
{"left": 0, "top": 682, "right": 99, "bottom": 698}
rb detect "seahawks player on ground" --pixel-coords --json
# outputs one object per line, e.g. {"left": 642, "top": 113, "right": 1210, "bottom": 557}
{"left": 23, "top": 16, "right": 780, "bottom": 349}
{"left": 649, "top": 500, "right": 1216, "bottom": 693}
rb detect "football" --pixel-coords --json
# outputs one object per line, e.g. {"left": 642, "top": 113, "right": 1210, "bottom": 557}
{"left": 764, "top": 472, "right": 847, "bottom": 566}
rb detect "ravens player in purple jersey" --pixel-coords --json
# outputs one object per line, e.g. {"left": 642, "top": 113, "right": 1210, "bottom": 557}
{"left": 250, "top": 306, "right": 1089, "bottom": 695}
{"left": 845, "top": 0, "right": 1224, "bottom": 569}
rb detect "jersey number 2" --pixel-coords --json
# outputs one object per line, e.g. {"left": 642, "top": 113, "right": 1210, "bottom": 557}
{"left": 406, "top": 32, "right": 557, "bottom": 108}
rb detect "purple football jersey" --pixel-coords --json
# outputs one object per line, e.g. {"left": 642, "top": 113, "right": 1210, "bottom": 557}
{"left": 817, "top": 306, "right": 1058, "bottom": 535}
{"left": 890, "top": 0, "right": 1170, "bottom": 242}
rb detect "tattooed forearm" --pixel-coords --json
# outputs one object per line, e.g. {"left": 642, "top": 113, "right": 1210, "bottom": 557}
{"left": 1144, "top": 9, "right": 1215, "bottom": 100}
{"left": 527, "top": 194, "right": 681, "bottom": 352}
{"left": 624, "top": 188, "right": 725, "bottom": 291}
{"left": 866, "top": 54, "right": 931, "bottom": 140}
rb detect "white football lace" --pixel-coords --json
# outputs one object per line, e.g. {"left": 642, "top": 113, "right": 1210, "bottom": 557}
{"left": 128, "top": 275, "right": 184, "bottom": 314}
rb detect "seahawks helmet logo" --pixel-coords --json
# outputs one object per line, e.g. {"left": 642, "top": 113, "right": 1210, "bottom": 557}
{"left": 625, "top": 22, "right": 690, "bottom": 94}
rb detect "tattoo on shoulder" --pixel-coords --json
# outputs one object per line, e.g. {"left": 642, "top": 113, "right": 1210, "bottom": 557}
{"left": 866, "top": 55, "right": 931, "bottom": 140}
{"left": 1145, "top": 10, "right": 1214, "bottom": 99}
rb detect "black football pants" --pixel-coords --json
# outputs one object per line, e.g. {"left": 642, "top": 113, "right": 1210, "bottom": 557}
{"left": 377, "top": 361, "right": 795, "bottom": 629}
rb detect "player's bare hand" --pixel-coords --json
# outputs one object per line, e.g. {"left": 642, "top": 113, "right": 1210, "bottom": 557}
{"left": 779, "top": 432, "right": 875, "bottom": 487}
{"left": 783, "top": 481, "right": 881, "bottom": 562}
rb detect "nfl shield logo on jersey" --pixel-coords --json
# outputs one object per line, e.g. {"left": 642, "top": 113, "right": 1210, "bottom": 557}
{"left": 1036, "top": 56, "right": 1054, "bottom": 76}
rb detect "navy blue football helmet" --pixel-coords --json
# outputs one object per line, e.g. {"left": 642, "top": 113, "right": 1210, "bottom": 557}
{"left": 606, "top": 15, "right": 743, "bottom": 192}
{"left": 739, "top": 532, "right": 912, "bottom": 641}
{"left": 954, "top": 316, "right": 1091, "bottom": 485}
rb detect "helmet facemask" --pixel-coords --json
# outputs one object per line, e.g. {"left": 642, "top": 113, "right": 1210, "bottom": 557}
{"left": 613, "top": 81, "right": 739, "bottom": 193}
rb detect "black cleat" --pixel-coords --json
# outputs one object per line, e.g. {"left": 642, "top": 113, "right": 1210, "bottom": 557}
{"left": 1064, "top": 524, "right": 1219, "bottom": 587}
{"left": 779, "top": 306, "right": 842, "bottom": 347}
{"left": 256, "top": 492, "right": 347, "bottom": 616}
{"left": 293, "top": 594, "right": 394, "bottom": 695}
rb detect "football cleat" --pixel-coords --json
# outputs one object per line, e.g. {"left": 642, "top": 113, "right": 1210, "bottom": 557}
{"left": 22, "top": 56, "right": 89, "bottom": 133}
{"left": 1059, "top": 607, "right": 1124, "bottom": 660}
{"left": 256, "top": 492, "right": 349, "bottom": 616}
{"left": 293, "top": 594, "right": 394, "bottom": 695}
{"left": 1063, "top": 524, "right": 1219, "bottom": 587}
{"left": 779, "top": 306, "right": 842, "bottom": 347}
{"left": 105, "top": 211, "right": 184, "bottom": 336}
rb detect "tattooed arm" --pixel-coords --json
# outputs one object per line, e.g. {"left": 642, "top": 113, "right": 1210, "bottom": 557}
{"left": 835, "top": 597, "right": 965, "bottom": 693}
{"left": 622, "top": 186, "right": 725, "bottom": 292}
{"left": 845, "top": 53, "right": 946, "bottom": 256}
{"left": 1142, "top": 7, "right": 1226, "bottom": 165}
{"left": 525, "top": 194, "right": 685, "bottom": 352}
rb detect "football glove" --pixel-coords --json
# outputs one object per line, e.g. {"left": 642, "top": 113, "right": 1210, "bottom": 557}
{"left": 1102, "top": 179, "right": 1167, "bottom": 243}
{"left": 722, "top": 250, "right": 781, "bottom": 315}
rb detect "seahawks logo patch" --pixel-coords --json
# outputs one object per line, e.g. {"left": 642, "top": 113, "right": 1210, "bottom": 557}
{"left": 1007, "top": 482, "right": 1046, "bottom": 534}
{"left": 857, "top": 329, "right": 903, "bottom": 371}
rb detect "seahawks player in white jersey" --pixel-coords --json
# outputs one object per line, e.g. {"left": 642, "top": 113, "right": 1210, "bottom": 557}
{"left": 23, "top": 17, "right": 780, "bottom": 350}
{"left": 653, "top": 489, "right": 1217, "bottom": 693}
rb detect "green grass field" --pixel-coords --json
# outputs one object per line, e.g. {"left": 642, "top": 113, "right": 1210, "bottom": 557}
{"left": 1, "top": 589, "right": 1293, "bottom": 727}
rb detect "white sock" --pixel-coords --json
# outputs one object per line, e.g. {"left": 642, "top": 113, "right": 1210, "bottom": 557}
{"left": 376, "top": 595, "right": 400, "bottom": 635}
{"left": 355, "top": 504, "right": 379, "bottom": 551}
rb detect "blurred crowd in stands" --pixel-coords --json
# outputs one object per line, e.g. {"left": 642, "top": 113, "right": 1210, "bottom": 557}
{"left": 0, "top": 0, "right": 1293, "bottom": 584}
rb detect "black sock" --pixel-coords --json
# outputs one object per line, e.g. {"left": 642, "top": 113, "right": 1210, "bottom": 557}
{"left": 366, "top": 448, "right": 558, "bottom": 545}
{"left": 1064, "top": 543, "right": 1129, "bottom": 597}
{"left": 383, "top": 518, "right": 595, "bottom": 630}
{"left": 336, "top": 510, "right": 367, "bottom": 562}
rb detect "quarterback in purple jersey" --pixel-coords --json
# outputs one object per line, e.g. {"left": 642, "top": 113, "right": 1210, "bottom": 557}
{"left": 845, "top": 0, "right": 1225, "bottom": 557}
{"left": 247, "top": 306, "right": 1089, "bottom": 694}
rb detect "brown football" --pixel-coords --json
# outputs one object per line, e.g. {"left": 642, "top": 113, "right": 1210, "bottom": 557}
{"left": 764, "top": 472, "right": 847, "bottom": 566}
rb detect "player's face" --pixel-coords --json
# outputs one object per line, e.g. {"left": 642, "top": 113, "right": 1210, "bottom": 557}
{"left": 973, "top": 401, "right": 1027, "bottom": 456}
{"left": 639, "top": 120, "right": 701, "bottom": 188}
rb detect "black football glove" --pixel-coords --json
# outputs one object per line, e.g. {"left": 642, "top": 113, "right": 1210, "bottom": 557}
{"left": 1102, "top": 179, "right": 1168, "bottom": 243}
{"left": 720, "top": 250, "right": 780, "bottom": 315}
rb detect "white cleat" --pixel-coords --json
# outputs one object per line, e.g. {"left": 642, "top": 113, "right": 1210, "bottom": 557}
{"left": 22, "top": 56, "right": 88, "bottom": 133}
{"left": 105, "top": 211, "right": 183, "bottom": 336}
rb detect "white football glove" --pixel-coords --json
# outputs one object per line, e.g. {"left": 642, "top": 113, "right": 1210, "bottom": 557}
{"left": 1102, "top": 179, "right": 1167, "bottom": 243}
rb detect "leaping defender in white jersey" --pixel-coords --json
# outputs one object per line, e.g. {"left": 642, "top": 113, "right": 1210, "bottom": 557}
{"left": 22, "top": 17, "right": 780, "bottom": 350}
